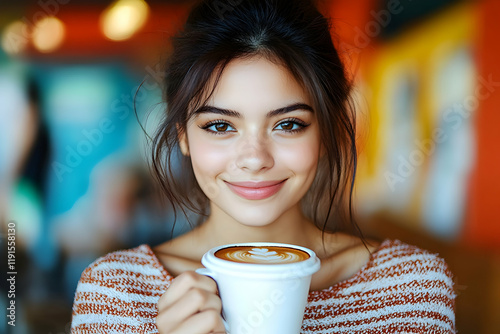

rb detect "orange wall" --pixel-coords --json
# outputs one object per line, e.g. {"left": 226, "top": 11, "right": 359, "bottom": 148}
{"left": 464, "top": 0, "right": 500, "bottom": 250}
{"left": 326, "top": 0, "right": 377, "bottom": 76}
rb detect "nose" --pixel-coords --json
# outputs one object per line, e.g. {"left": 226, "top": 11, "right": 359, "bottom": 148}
{"left": 234, "top": 135, "right": 274, "bottom": 173}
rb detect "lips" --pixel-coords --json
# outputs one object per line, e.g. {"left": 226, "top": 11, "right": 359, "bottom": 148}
{"left": 224, "top": 179, "right": 287, "bottom": 200}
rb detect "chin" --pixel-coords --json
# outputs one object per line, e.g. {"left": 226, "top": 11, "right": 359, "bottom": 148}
{"left": 228, "top": 209, "right": 283, "bottom": 228}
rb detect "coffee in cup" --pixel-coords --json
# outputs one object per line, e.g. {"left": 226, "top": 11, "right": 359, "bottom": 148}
{"left": 214, "top": 245, "right": 310, "bottom": 264}
{"left": 196, "top": 242, "right": 320, "bottom": 334}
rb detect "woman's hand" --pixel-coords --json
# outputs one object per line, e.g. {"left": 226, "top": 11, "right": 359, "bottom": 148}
{"left": 156, "top": 271, "right": 226, "bottom": 334}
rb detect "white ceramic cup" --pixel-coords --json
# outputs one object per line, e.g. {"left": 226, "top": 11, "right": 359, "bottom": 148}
{"left": 196, "top": 242, "right": 320, "bottom": 334}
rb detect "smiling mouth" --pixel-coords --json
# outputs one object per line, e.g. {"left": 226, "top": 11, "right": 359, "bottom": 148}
{"left": 224, "top": 179, "right": 287, "bottom": 200}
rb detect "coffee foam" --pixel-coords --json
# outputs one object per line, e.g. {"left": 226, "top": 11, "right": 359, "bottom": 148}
{"left": 215, "top": 246, "right": 309, "bottom": 264}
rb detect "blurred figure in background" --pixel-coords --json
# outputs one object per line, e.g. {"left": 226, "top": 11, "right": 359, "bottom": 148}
{"left": 0, "top": 74, "right": 49, "bottom": 238}
{"left": 0, "top": 72, "right": 51, "bottom": 333}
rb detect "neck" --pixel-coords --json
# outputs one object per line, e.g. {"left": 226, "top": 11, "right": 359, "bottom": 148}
{"left": 193, "top": 203, "right": 319, "bottom": 250}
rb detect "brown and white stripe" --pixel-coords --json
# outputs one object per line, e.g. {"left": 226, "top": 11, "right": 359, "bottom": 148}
{"left": 71, "top": 239, "right": 456, "bottom": 333}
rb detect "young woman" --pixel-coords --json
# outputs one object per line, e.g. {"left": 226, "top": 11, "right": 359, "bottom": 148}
{"left": 71, "top": 0, "right": 456, "bottom": 333}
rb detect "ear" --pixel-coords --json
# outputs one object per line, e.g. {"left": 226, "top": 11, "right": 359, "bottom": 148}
{"left": 177, "top": 125, "right": 190, "bottom": 156}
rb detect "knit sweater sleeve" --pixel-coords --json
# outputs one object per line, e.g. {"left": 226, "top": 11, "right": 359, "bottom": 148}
{"left": 70, "top": 245, "right": 171, "bottom": 334}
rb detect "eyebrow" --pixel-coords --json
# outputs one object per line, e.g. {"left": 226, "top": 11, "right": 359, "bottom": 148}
{"left": 192, "top": 103, "right": 314, "bottom": 118}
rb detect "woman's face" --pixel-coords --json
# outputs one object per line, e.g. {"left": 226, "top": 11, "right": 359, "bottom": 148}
{"left": 180, "top": 56, "right": 322, "bottom": 227}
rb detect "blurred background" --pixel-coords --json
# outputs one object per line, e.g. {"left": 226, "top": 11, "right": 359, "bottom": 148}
{"left": 0, "top": 0, "right": 498, "bottom": 333}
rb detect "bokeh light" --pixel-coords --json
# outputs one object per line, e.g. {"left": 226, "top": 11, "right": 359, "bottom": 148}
{"left": 100, "top": 0, "right": 150, "bottom": 41}
{"left": 32, "top": 16, "right": 66, "bottom": 53}
{"left": 1, "top": 20, "right": 29, "bottom": 56}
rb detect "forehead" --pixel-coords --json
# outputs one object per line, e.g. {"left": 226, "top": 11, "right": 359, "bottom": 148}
{"left": 206, "top": 56, "right": 310, "bottom": 113}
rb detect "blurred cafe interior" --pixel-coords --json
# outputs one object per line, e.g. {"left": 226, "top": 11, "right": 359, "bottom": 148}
{"left": 0, "top": 0, "right": 499, "bottom": 333}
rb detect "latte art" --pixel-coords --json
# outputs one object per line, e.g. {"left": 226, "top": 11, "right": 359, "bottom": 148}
{"left": 215, "top": 246, "right": 309, "bottom": 264}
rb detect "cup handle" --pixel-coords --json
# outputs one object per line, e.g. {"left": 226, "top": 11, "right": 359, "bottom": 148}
{"left": 195, "top": 268, "right": 230, "bottom": 333}
{"left": 195, "top": 267, "right": 215, "bottom": 279}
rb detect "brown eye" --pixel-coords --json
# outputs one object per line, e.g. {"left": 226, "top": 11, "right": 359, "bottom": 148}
{"left": 280, "top": 122, "right": 294, "bottom": 130}
{"left": 215, "top": 123, "right": 229, "bottom": 131}
{"left": 274, "top": 118, "right": 309, "bottom": 133}
{"left": 200, "top": 121, "right": 236, "bottom": 135}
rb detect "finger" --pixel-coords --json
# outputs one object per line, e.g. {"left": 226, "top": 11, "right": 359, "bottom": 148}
{"left": 158, "top": 271, "right": 218, "bottom": 312}
{"left": 169, "top": 309, "right": 225, "bottom": 334}
{"left": 161, "top": 287, "right": 222, "bottom": 320}
{"left": 156, "top": 288, "right": 222, "bottom": 333}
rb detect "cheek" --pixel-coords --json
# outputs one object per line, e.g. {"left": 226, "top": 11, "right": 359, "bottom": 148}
{"left": 277, "top": 138, "right": 321, "bottom": 176}
{"left": 188, "top": 137, "right": 230, "bottom": 180}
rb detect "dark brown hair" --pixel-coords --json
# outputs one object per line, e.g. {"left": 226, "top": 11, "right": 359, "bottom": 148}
{"left": 151, "top": 0, "right": 359, "bottom": 236}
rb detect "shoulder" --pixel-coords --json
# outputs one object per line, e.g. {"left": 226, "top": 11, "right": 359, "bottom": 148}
{"left": 371, "top": 239, "right": 455, "bottom": 287}
{"left": 304, "top": 239, "right": 456, "bottom": 333}
{"left": 71, "top": 245, "right": 172, "bottom": 333}
{"left": 364, "top": 240, "right": 456, "bottom": 321}
{"left": 80, "top": 244, "right": 171, "bottom": 283}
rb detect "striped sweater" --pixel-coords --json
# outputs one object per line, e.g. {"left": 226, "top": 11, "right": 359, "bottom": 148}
{"left": 71, "top": 239, "right": 456, "bottom": 333}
